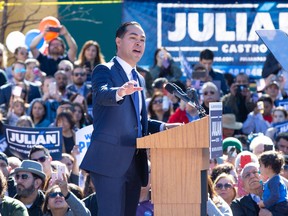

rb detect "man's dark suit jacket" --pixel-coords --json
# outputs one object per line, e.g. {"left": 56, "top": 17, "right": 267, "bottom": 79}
{"left": 0, "top": 81, "right": 41, "bottom": 108}
{"left": 80, "top": 58, "right": 161, "bottom": 187}
{"left": 231, "top": 194, "right": 260, "bottom": 216}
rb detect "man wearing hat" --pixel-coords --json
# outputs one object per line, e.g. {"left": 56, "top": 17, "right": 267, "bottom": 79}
{"left": 231, "top": 162, "right": 275, "bottom": 216}
{"left": 14, "top": 160, "right": 46, "bottom": 216}
{"left": 222, "top": 113, "right": 243, "bottom": 139}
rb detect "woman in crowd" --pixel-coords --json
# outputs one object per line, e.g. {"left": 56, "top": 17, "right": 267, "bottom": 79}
{"left": 207, "top": 176, "right": 233, "bottom": 216}
{"left": 266, "top": 106, "right": 288, "bottom": 140}
{"left": 29, "top": 98, "right": 51, "bottom": 127}
{"left": 72, "top": 102, "right": 87, "bottom": 129}
{"left": 56, "top": 111, "right": 76, "bottom": 153}
{"left": 214, "top": 173, "right": 237, "bottom": 205}
{"left": 75, "top": 40, "right": 105, "bottom": 82}
{"left": 149, "top": 47, "right": 182, "bottom": 82}
{"left": 147, "top": 92, "right": 171, "bottom": 122}
{"left": 42, "top": 173, "right": 90, "bottom": 216}
{"left": 201, "top": 81, "right": 220, "bottom": 114}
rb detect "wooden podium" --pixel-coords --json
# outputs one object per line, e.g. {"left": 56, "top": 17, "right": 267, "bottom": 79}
{"left": 137, "top": 117, "right": 210, "bottom": 216}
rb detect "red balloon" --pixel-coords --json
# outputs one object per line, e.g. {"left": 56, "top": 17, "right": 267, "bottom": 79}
{"left": 39, "top": 16, "right": 61, "bottom": 41}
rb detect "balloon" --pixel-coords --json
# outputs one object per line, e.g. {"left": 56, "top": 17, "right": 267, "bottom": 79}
{"left": 39, "top": 16, "right": 61, "bottom": 41}
{"left": 5, "top": 31, "right": 26, "bottom": 53}
{"left": 39, "top": 42, "right": 48, "bottom": 55}
{"left": 25, "top": 29, "right": 44, "bottom": 50}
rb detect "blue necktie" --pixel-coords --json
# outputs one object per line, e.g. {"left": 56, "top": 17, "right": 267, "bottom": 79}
{"left": 132, "top": 69, "right": 142, "bottom": 137}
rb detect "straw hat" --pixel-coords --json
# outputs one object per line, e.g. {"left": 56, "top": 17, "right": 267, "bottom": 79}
{"left": 222, "top": 114, "right": 243, "bottom": 130}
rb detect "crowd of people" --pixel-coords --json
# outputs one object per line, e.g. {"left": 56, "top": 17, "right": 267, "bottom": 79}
{"left": 0, "top": 20, "right": 287, "bottom": 216}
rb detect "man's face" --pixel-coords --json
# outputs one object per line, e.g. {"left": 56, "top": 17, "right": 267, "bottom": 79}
{"left": 242, "top": 167, "right": 261, "bottom": 193}
{"left": 15, "top": 171, "right": 36, "bottom": 197}
{"left": 55, "top": 73, "right": 68, "bottom": 90}
{"left": 266, "top": 84, "right": 279, "bottom": 98}
{"left": 12, "top": 63, "right": 26, "bottom": 82}
{"left": 199, "top": 59, "right": 213, "bottom": 72}
{"left": 116, "top": 24, "right": 146, "bottom": 67}
{"left": 72, "top": 68, "right": 86, "bottom": 86}
{"left": 0, "top": 159, "right": 9, "bottom": 178}
{"left": 49, "top": 39, "right": 64, "bottom": 56}
{"left": 30, "top": 150, "right": 51, "bottom": 177}
{"left": 277, "top": 138, "right": 288, "bottom": 155}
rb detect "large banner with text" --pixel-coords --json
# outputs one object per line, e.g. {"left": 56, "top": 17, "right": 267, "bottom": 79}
{"left": 123, "top": 2, "right": 288, "bottom": 78}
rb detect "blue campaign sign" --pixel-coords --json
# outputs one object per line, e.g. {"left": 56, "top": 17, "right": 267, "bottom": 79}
{"left": 123, "top": 2, "right": 288, "bottom": 78}
{"left": 5, "top": 125, "right": 62, "bottom": 160}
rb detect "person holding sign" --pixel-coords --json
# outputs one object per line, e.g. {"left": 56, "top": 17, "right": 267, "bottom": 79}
{"left": 80, "top": 21, "right": 176, "bottom": 216}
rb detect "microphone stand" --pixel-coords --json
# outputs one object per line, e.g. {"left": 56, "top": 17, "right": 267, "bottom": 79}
{"left": 186, "top": 88, "right": 207, "bottom": 119}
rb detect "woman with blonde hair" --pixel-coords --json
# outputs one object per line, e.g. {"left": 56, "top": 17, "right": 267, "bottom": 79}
{"left": 214, "top": 173, "right": 237, "bottom": 205}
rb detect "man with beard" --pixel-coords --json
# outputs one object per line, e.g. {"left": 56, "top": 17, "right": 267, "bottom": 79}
{"left": 231, "top": 162, "right": 276, "bottom": 216}
{"left": 67, "top": 65, "right": 91, "bottom": 99}
{"left": 30, "top": 25, "right": 77, "bottom": 76}
{"left": 14, "top": 160, "right": 46, "bottom": 216}
{"left": 54, "top": 70, "right": 73, "bottom": 101}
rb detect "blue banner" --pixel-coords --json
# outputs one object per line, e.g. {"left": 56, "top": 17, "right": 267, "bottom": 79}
{"left": 5, "top": 125, "right": 62, "bottom": 160}
{"left": 123, "top": 2, "right": 288, "bottom": 78}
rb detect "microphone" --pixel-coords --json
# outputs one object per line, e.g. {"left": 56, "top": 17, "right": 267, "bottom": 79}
{"left": 164, "top": 83, "right": 196, "bottom": 108}
{"left": 187, "top": 88, "right": 200, "bottom": 106}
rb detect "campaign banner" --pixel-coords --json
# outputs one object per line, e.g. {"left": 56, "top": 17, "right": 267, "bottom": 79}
{"left": 275, "top": 99, "right": 288, "bottom": 111}
{"left": 272, "top": 120, "right": 288, "bottom": 135}
{"left": 5, "top": 125, "right": 62, "bottom": 160}
{"left": 75, "top": 124, "right": 93, "bottom": 166}
{"left": 209, "top": 102, "right": 223, "bottom": 159}
{"left": 123, "top": 2, "right": 288, "bottom": 78}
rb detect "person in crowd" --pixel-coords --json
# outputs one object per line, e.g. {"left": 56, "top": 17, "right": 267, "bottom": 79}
{"left": 75, "top": 40, "right": 105, "bottom": 82}
{"left": 7, "top": 97, "right": 26, "bottom": 126}
{"left": 275, "top": 132, "right": 288, "bottom": 155}
{"left": 258, "top": 94, "right": 273, "bottom": 123}
{"left": 5, "top": 46, "right": 29, "bottom": 81}
{"left": 257, "top": 151, "right": 288, "bottom": 214}
{"left": 0, "top": 152, "right": 17, "bottom": 197}
{"left": 0, "top": 61, "right": 41, "bottom": 110}
{"left": 58, "top": 60, "right": 74, "bottom": 85}
{"left": 147, "top": 92, "right": 171, "bottom": 122}
{"left": 266, "top": 106, "right": 288, "bottom": 140}
{"left": 82, "top": 192, "right": 97, "bottom": 216}
{"left": 42, "top": 173, "right": 91, "bottom": 216}
{"left": 201, "top": 81, "right": 220, "bottom": 114}
{"left": 25, "top": 58, "right": 45, "bottom": 83}
{"left": 56, "top": 111, "right": 76, "bottom": 153}
{"left": 214, "top": 173, "right": 237, "bottom": 205}
{"left": 199, "top": 49, "right": 229, "bottom": 95}
{"left": 167, "top": 99, "right": 199, "bottom": 123}
{"left": 150, "top": 47, "right": 182, "bottom": 82}
{"left": 14, "top": 160, "right": 46, "bottom": 216}
{"left": 207, "top": 175, "right": 233, "bottom": 216}
{"left": 249, "top": 134, "right": 274, "bottom": 156}
{"left": 231, "top": 162, "right": 274, "bottom": 216}
{"left": 264, "top": 74, "right": 288, "bottom": 102}
{"left": 222, "top": 114, "right": 243, "bottom": 139}
{"left": 0, "top": 43, "right": 8, "bottom": 71}
{"left": 234, "top": 151, "right": 259, "bottom": 197}
{"left": 8, "top": 156, "right": 21, "bottom": 171}
{"left": 66, "top": 65, "right": 91, "bottom": 98}
{"left": 0, "top": 170, "right": 29, "bottom": 215}
{"left": 242, "top": 97, "right": 270, "bottom": 135}
{"left": 210, "top": 163, "right": 237, "bottom": 183}
{"left": 16, "top": 115, "right": 34, "bottom": 127}
{"left": 72, "top": 102, "right": 88, "bottom": 129}
{"left": 28, "top": 145, "right": 53, "bottom": 185}
{"left": 29, "top": 98, "right": 51, "bottom": 127}
{"left": 30, "top": 25, "right": 77, "bottom": 76}
{"left": 79, "top": 21, "right": 178, "bottom": 216}
{"left": 54, "top": 70, "right": 73, "bottom": 101}
{"left": 0, "top": 68, "right": 8, "bottom": 87}
{"left": 222, "top": 73, "right": 256, "bottom": 123}
{"left": 222, "top": 137, "right": 243, "bottom": 165}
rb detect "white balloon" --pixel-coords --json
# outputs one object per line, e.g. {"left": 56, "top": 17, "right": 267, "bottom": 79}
{"left": 5, "top": 31, "right": 26, "bottom": 53}
{"left": 39, "top": 41, "right": 48, "bottom": 54}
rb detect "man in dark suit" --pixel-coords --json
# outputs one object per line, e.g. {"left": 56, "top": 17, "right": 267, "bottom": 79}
{"left": 80, "top": 21, "right": 165, "bottom": 216}
{"left": 231, "top": 162, "right": 275, "bottom": 216}
{"left": 0, "top": 61, "right": 41, "bottom": 110}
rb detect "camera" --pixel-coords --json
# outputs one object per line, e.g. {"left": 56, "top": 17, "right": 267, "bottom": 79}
{"left": 236, "top": 84, "right": 247, "bottom": 94}
{"left": 48, "top": 26, "right": 60, "bottom": 33}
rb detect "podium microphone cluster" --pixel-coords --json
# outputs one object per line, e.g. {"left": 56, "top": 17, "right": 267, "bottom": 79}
{"left": 164, "top": 83, "right": 207, "bottom": 118}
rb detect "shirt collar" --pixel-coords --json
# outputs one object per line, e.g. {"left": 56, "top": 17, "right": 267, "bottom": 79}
{"left": 116, "top": 56, "right": 136, "bottom": 78}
